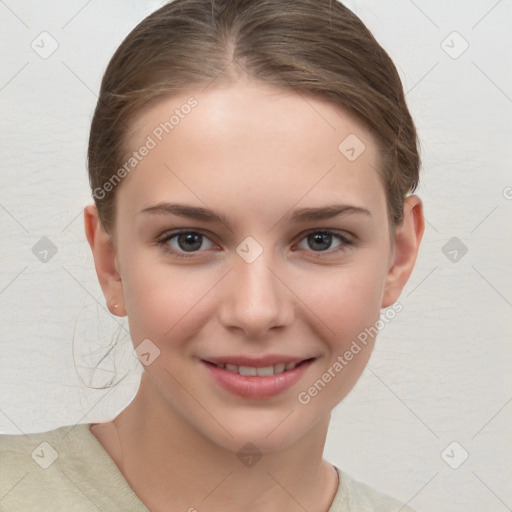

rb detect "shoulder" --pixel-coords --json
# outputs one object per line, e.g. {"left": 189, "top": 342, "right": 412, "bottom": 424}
{"left": 0, "top": 424, "right": 78, "bottom": 510}
{"left": 0, "top": 423, "right": 147, "bottom": 511}
{"left": 329, "top": 467, "right": 416, "bottom": 512}
{"left": 0, "top": 424, "right": 72, "bottom": 474}
{"left": 0, "top": 423, "right": 87, "bottom": 468}
{"left": 0, "top": 423, "right": 70, "bottom": 451}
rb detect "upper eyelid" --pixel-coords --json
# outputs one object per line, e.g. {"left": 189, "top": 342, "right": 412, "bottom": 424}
{"left": 158, "top": 228, "right": 219, "bottom": 245}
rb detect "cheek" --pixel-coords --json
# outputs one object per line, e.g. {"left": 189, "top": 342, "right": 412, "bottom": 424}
{"left": 121, "top": 254, "right": 220, "bottom": 343}
{"left": 120, "top": 239, "right": 389, "bottom": 351}
{"left": 293, "top": 266, "right": 386, "bottom": 411}
{"left": 294, "top": 260, "right": 387, "bottom": 341}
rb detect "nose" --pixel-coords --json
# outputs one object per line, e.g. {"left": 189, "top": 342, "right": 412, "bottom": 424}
{"left": 216, "top": 248, "right": 294, "bottom": 339}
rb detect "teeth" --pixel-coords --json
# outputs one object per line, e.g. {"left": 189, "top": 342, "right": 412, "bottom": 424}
{"left": 239, "top": 366, "right": 257, "bottom": 376}
{"left": 256, "top": 366, "right": 274, "bottom": 376}
{"left": 274, "top": 363, "right": 286, "bottom": 374}
{"left": 216, "top": 362, "right": 300, "bottom": 376}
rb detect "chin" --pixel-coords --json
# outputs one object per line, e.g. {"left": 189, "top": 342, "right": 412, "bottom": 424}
{"left": 196, "top": 407, "right": 324, "bottom": 456}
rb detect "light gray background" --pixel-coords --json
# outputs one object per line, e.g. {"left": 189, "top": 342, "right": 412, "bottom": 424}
{"left": 1, "top": 1, "right": 511, "bottom": 511}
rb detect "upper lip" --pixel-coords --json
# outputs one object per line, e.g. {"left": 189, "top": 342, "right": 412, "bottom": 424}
{"left": 202, "top": 355, "right": 314, "bottom": 367}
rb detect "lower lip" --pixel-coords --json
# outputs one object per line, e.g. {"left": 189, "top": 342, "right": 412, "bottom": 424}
{"left": 201, "top": 359, "right": 314, "bottom": 399}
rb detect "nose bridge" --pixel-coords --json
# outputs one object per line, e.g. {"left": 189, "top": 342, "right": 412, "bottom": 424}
{"left": 218, "top": 239, "right": 293, "bottom": 336}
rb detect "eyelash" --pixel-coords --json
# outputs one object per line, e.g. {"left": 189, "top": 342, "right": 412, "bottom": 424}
{"left": 155, "top": 229, "right": 355, "bottom": 260}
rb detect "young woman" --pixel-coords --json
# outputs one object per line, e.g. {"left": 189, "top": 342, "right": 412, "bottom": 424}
{"left": 0, "top": 1, "right": 424, "bottom": 510}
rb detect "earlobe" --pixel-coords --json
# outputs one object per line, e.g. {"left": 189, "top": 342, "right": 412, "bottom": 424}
{"left": 84, "top": 204, "right": 127, "bottom": 317}
{"left": 381, "top": 195, "right": 425, "bottom": 308}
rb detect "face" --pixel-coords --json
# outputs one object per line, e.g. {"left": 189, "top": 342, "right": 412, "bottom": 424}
{"left": 106, "top": 82, "right": 402, "bottom": 453}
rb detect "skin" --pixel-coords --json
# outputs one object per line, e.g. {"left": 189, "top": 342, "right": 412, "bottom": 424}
{"left": 84, "top": 80, "right": 424, "bottom": 512}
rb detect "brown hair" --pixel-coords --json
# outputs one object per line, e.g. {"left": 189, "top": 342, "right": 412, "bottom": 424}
{"left": 88, "top": 0, "right": 420, "bottom": 234}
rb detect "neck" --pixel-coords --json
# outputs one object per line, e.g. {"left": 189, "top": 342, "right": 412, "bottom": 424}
{"left": 93, "top": 372, "right": 338, "bottom": 512}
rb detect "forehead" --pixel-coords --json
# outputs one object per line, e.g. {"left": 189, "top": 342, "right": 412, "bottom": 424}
{"left": 118, "top": 83, "right": 387, "bottom": 226}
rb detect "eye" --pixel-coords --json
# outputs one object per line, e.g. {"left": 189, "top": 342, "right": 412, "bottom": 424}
{"left": 156, "top": 229, "right": 355, "bottom": 260}
{"left": 295, "top": 230, "right": 354, "bottom": 257}
{"left": 157, "top": 230, "right": 216, "bottom": 258}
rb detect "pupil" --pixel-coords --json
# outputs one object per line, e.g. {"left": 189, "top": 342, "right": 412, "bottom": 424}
{"left": 179, "top": 233, "right": 202, "bottom": 252}
{"left": 309, "top": 233, "right": 331, "bottom": 251}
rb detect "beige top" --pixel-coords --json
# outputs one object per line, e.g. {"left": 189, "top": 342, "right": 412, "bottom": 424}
{"left": 0, "top": 423, "right": 415, "bottom": 511}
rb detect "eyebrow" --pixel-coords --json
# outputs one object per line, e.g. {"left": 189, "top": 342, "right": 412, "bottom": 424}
{"left": 139, "top": 202, "right": 371, "bottom": 228}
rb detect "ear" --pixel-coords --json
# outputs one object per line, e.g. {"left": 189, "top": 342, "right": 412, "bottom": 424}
{"left": 381, "top": 195, "right": 425, "bottom": 308}
{"left": 84, "top": 204, "right": 126, "bottom": 316}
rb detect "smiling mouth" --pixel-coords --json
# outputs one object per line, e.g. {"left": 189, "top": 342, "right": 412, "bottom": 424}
{"left": 203, "top": 358, "right": 315, "bottom": 377}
